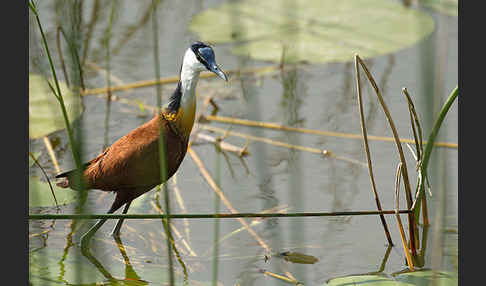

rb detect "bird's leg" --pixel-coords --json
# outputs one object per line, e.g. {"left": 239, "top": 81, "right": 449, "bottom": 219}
{"left": 80, "top": 198, "right": 123, "bottom": 253}
{"left": 111, "top": 200, "right": 132, "bottom": 237}
{"left": 80, "top": 218, "right": 109, "bottom": 254}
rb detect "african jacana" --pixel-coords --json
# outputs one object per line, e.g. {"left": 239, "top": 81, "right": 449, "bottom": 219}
{"left": 56, "top": 41, "right": 227, "bottom": 250}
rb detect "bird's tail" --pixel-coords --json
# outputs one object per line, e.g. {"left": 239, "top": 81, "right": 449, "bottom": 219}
{"left": 55, "top": 169, "right": 73, "bottom": 179}
{"left": 55, "top": 169, "right": 74, "bottom": 188}
{"left": 55, "top": 168, "right": 89, "bottom": 190}
{"left": 55, "top": 161, "right": 91, "bottom": 189}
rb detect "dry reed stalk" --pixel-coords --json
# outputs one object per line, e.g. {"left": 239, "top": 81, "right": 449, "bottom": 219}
{"left": 81, "top": 65, "right": 280, "bottom": 96}
{"left": 355, "top": 54, "right": 417, "bottom": 254}
{"left": 421, "top": 192, "right": 429, "bottom": 226}
{"left": 403, "top": 88, "right": 430, "bottom": 228}
{"left": 202, "top": 205, "right": 289, "bottom": 257}
{"left": 150, "top": 200, "right": 191, "bottom": 277}
{"left": 188, "top": 148, "right": 271, "bottom": 253}
{"left": 402, "top": 88, "right": 424, "bottom": 163}
{"left": 150, "top": 200, "right": 197, "bottom": 257}
{"left": 284, "top": 271, "right": 299, "bottom": 283}
{"left": 43, "top": 136, "right": 61, "bottom": 174}
{"left": 196, "top": 133, "right": 249, "bottom": 157}
{"left": 171, "top": 174, "right": 192, "bottom": 244}
{"left": 354, "top": 56, "right": 393, "bottom": 246}
{"left": 260, "top": 269, "right": 302, "bottom": 285}
{"left": 29, "top": 228, "right": 52, "bottom": 238}
{"left": 199, "top": 124, "right": 367, "bottom": 167}
{"left": 201, "top": 115, "right": 457, "bottom": 149}
{"left": 394, "top": 163, "right": 414, "bottom": 271}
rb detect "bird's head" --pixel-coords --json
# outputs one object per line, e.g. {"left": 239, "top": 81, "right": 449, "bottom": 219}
{"left": 183, "top": 41, "right": 228, "bottom": 81}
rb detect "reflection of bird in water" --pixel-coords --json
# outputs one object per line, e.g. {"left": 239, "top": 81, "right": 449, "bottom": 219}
{"left": 81, "top": 236, "right": 149, "bottom": 285}
{"left": 55, "top": 42, "right": 227, "bottom": 250}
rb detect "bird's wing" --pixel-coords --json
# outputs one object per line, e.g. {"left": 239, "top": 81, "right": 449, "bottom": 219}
{"left": 84, "top": 116, "right": 162, "bottom": 190}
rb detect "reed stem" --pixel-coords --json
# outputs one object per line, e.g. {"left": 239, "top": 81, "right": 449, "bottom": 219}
{"left": 151, "top": 0, "right": 174, "bottom": 284}
{"left": 355, "top": 55, "right": 394, "bottom": 246}
{"left": 412, "top": 86, "right": 458, "bottom": 217}
{"left": 355, "top": 54, "right": 417, "bottom": 254}
{"left": 394, "top": 163, "right": 414, "bottom": 271}
{"left": 188, "top": 148, "right": 271, "bottom": 253}
{"left": 81, "top": 65, "right": 280, "bottom": 96}
{"left": 199, "top": 124, "right": 366, "bottom": 167}
{"left": 43, "top": 136, "right": 60, "bottom": 174}
{"left": 201, "top": 115, "right": 457, "bottom": 149}
{"left": 29, "top": 209, "right": 412, "bottom": 220}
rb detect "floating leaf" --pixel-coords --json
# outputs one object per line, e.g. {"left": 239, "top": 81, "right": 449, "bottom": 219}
{"left": 326, "top": 270, "right": 457, "bottom": 286}
{"left": 29, "top": 73, "right": 83, "bottom": 139}
{"left": 327, "top": 274, "right": 412, "bottom": 286}
{"left": 29, "top": 176, "right": 78, "bottom": 207}
{"left": 189, "top": 0, "right": 435, "bottom": 63}
{"left": 394, "top": 270, "right": 458, "bottom": 286}
{"left": 422, "top": 0, "right": 458, "bottom": 17}
{"left": 279, "top": 251, "right": 319, "bottom": 264}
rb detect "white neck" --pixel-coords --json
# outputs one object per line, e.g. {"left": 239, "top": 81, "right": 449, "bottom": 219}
{"left": 177, "top": 48, "right": 206, "bottom": 136}
{"left": 180, "top": 48, "right": 206, "bottom": 109}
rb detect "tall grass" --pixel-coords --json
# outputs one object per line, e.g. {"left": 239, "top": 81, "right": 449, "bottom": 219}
{"left": 151, "top": 0, "right": 175, "bottom": 284}
{"left": 102, "top": 0, "right": 118, "bottom": 150}
{"left": 29, "top": 1, "right": 83, "bottom": 179}
{"left": 212, "top": 147, "right": 222, "bottom": 286}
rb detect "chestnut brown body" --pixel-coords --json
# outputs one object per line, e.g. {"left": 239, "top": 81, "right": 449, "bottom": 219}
{"left": 57, "top": 113, "right": 188, "bottom": 211}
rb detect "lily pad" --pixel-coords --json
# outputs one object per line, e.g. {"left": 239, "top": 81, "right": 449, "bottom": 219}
{"left": 326, "top": 270, "right": 457, "bottom": 286}
{"left": 189, "top": 0, "right": 435, "bottom": 63}
{"left": 422, "top": 0, "right": 458, "bottom": 17}
{"left": 394, "top": 270, "right": 458, "bottom": 286}
{"left": 29, "top": 176, "right": 78, "bottom": 207}
{"left": 327, "top": 274, "right": 413, "bottom": 286}
{"left": 29, "top": 73, "right": 83, "bottom": 139}
{"left": 279, "top": 251, "right": 319, "bottom": 264}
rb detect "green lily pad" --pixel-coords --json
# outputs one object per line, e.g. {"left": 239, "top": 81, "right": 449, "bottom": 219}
{"left": 326, "top": 270, "right": 457, "bottom": 286}
{"left": 29, "top": 73, "right": 83, "bottom": 139}
{"left": 327, "top": 274, "right": 413, "bottom": 286}
{"left": 189, "top": 0, "right": 435, "bottom": 63}
{"left": 422, "top": 0, "right": 458, "bottom": 17}
{"left": 29, "top": 176, "right": 78, "bottom": 207}
{"left": 279, "top": 251, "right": 319, "bottom": 264}
{"left": 394, "top": 270, "right": 458, "bottom": 286}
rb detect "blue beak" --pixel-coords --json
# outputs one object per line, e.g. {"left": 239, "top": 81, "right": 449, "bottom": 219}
{"left": 208, "top": 63, "right": 228, "bottom": 81}
{"left": 199, "top": 46, "right": 228, "bottom": 81}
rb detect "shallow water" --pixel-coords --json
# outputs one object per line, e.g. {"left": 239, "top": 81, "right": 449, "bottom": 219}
{"left": 29, "top": 1, "right": 457, "bottom": 285}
